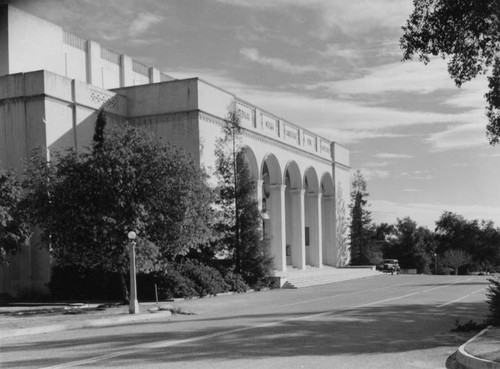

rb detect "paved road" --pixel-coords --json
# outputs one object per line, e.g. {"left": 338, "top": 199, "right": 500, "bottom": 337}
{"left": 0, "top": 275, "right": 492, "bottom": 369}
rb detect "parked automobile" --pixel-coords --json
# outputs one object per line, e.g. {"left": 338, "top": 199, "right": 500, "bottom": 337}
{"left": 382, "top": 259, "right": 400, "bottom": 275}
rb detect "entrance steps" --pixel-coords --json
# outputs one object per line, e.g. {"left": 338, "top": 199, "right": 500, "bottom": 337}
{"left": 276, "top": 265, "right": 382, "bottom": 289}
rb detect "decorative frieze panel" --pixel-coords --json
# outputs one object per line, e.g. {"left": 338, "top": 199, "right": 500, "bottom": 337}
{"left": 303, "top": 132, "right": 316, "bottom": 151}
{"left": 262, "top": 113, "right": 279, "bottom": 136}
{"left": 284, "top": 124, "right": 299, "bottom": 144}
{"left": 236, "top": 102, "right": 256, "bottom": 128}
{"left": 320, "top": 140, "right": 331, "bottom": 155}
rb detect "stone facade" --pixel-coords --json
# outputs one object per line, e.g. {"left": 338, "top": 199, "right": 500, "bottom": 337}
{"left": 0, "top": 5, "right": 351, "bottom": 297}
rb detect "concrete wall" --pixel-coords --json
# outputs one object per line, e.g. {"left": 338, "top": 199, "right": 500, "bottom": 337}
{"left": 5, "top": 5, "right": 65, "bottom": 78}
{"left": 114, "top": 79, "right": 199, "bottom": 117}
{"left": 0, "top": 68, "right": 352, "bottom": 294}
{"left": 0, "top": 6, "right": 9, "bottom": 77}
{"left": 0, "top": 5, "right": 175, "bottom": 87}
{"left": 0, "top": 70, "right": 128, "bottom": 297}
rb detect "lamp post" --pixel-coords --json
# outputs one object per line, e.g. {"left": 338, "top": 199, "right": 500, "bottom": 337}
{"left": 434, "top": 253, "right": 438, "bottom": 275}
{"left": 128, "top": 230, "right": 139, "bottom": 314}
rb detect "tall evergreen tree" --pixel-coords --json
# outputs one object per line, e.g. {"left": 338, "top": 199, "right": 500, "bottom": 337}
{"left": 214, "top": 103, "right": 274, "bottom": 288}
{"left": 349, "top": 170, "right": 372, "bottom": 265}
{"left": 92, "top": 110, "right": 107, "bottom": 152}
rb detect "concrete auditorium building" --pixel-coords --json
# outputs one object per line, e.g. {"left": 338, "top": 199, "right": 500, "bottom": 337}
{"left": 0, "top": 5, "right": 352, "bottom": 297}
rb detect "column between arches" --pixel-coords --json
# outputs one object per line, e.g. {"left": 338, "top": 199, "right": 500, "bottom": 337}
{"left": 307, "top": 192, "right": 323, "bottom": 267}
{"left": 268, "top": 184, "right": 287, "bottom": 272}
{"left": 322, "top": 195, "right": 336, "bottom": 266}
{"left": 289, "top": 189, "right": 305, "bottom": 269}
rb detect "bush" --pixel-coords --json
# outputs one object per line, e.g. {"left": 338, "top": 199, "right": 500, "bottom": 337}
{"left": 155, "top": 269, "right": 198, "bottom": 300}
{"left": 153, "top": 260, "right": 231, "bottom": 299}
{"left": 223, "top": 271, "right": 248, "bottom": 293}
{"left": 179, "top": 260, "right": 230, "bottom": 297}
{"left": 486, "top": 277, "right": 500, "bottom": 326}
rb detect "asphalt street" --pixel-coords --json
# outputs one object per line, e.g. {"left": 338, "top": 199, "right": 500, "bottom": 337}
{"left": 0, "top": 274, "right": 492, "bottom": 369}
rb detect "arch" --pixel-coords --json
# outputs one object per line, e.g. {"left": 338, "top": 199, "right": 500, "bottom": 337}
{"left": 284, "top": 161, "right": 302, "bottom": 190}
{"left": 320, "top": 172, "right": 335, "bottom": 196}
{"left": 303, "top": 167, "right": 319, "bottom": 194}
{"left": 238, "top": 145, "right": 259, "bottom": 180}
{"left": 261, "top": 153, "right": 282, "bottom": 184}
{"left": 261, "top": 153, "right": 286, "bottom": 271}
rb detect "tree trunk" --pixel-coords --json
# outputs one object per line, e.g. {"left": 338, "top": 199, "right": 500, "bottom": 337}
{"left": 454, "top": 267, "right": 458, "bottom": 275}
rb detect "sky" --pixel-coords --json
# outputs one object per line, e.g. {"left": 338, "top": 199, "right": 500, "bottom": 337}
{"left": 10, "top": 0, "right": 500, "bottom": 230}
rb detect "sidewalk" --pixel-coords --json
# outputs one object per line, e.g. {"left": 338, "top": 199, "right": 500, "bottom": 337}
{"left": 454, "top": 326, "right": 500, "bottom": 369}
{"left": 1, "top": 301, "right": 499, "bottom": 369}
{"left": 0, "top": 302, "right": 174, "bottom": 338}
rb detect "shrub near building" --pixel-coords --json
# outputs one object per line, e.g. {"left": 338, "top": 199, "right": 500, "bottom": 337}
{"left": 22, "top": 113, "right": 216, "bottom": 300}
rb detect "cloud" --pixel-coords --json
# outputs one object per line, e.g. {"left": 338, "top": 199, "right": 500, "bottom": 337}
{"left": 375, "top": 153, "right": 414, "bottom": 159}
{"left": 400, "top": 170, "right": 434, "bottom": 180}
{"left": 359, "top": 169, "right": 390, "bottom": 180}
{"left": 129, "top": 12, "right": 164, "bottom": 36}
{"left": 403, "top": 189, "right": 422, "bottom": 192}
{"left": 309, "top": 59, "right": 457, "bottom": 96}
{"left": 370, "top": 199, "right": 500, "bottom": 229}
{"left": 240, "top": 48, "right": 334, "bottom": 76}
{"left": 426, "top": 122, "right": 488, "bottom": 151}
{"left": 364, "top": 161, "right": 389, "bottom": 168}
{"left": 443, "top": 77, "right": 488, "bottom": 109}
{"left": 479, "top": 152, "right": 500, "bottom": 157}
{"left": 215, "top": 0, "right": 413, "bottom": 37}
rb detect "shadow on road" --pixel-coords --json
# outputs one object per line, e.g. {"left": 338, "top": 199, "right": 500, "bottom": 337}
{"left": 1, "top": 300, "right": 489, "bottom": 367}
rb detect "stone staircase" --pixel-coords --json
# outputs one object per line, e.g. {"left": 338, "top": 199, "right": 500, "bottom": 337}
{"left": 277, "top": 265, "right": 382, "bottom": 289}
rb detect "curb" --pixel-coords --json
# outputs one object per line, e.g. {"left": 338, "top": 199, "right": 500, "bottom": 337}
{"left": 1, "top": 311, "right": 172, "bottom": 339}
{"left": 456, "top": 326, "right": 500, "bottom": 369}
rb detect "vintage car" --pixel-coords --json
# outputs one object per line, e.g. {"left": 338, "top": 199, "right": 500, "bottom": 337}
{"left": 382, "top": 259, "right": 400, "bottom": 274}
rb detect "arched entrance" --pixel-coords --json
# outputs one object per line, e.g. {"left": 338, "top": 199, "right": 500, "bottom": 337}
{"left": 238, "top": 145, "right": 259, "bottom": 201}
{"left": 261, "top": 154, "right": 285, "bottom": 271}
{"left": 284, "top": 161, "right": 304, "bottom": 269}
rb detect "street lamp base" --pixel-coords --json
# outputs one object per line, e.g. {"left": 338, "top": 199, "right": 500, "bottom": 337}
{"left": 129, "top": 299, "right": 140, "bottom": 314}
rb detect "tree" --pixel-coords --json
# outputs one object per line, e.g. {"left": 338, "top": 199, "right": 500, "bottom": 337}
{"left": 435, "top": 211, "right": 500, "bottom": 271}
{"left": 350, "top": 170, "right": 372, "bottom": 265}
{"left": 335, "top": 183, "right": 351, "bottom": 266}
{"left": 92, "top": 110, "right": 106, "bottom": 152}
{"left": 22, "top": 119, "right": 215, "bottom": 290}
{"left": 0, "top": 168, "right": 30, "bottom": 264}
{"left": 386, "top": 217, "right": 436, "bottom": 273}
{"left": 442, "top": 249, "right": 472, "bottom": 275}
{"left": 213, "top": 103, "right": 274, "bottom": 288}
{"left": 400, "top": 0, "right": 500, "bottom": 144}
{"left": 235, "top": 153, "right": 274, "bottom": 288}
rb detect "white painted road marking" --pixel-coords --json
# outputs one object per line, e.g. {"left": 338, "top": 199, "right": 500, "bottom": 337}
{"left": 436, "top": 287, "right": 486, "bottom": 308}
